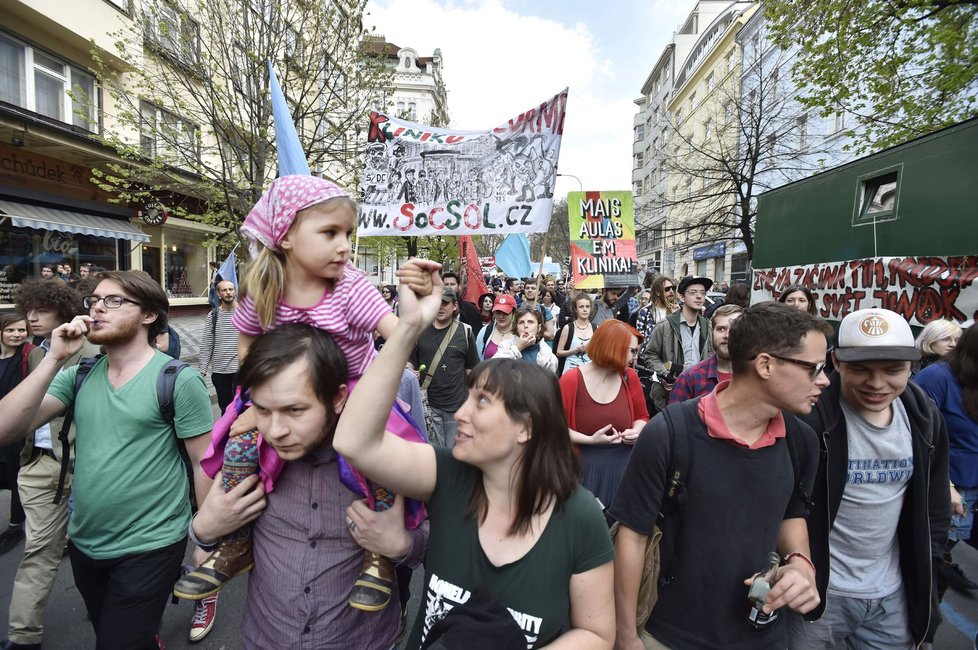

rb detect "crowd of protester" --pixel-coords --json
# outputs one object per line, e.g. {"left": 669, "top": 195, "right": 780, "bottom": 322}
{"left": 0, "top": 208, "right": 973, "bottom": 650}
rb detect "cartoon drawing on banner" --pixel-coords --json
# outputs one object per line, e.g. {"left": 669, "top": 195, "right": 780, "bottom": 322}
{"left": 357, "top": 89, "right": 567, "bottom": 237}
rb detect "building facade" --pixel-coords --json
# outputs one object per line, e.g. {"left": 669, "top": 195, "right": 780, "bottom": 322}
{"left": 0, "top": 0, "right": 226, "bottom": 311}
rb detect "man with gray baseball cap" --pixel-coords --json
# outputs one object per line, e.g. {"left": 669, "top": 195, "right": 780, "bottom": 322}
{"left": 788, "top": 308, "right": 950, "bottom": 649}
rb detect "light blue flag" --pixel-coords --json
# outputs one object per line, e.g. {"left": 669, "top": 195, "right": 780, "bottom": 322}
{"left": 217, "top": 245, "right": 238, "bottom": 292}
{"left": 268, "top": 62, "right": 310, "bottom": 176}
{"left": 495, "top": 234, "right": 532, "bottom": 278}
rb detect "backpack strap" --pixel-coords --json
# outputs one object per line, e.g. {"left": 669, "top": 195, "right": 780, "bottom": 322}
{"left": 655, "top": 400, "right": 695, "bottom": 586}
{"left": 52, "top": 355, "right": 101, "bottom": 505}
{"left": 206, "top": 308, "right": 219, "bottom": 369}
{"left": 782, "top": 414, "right": 812, "bottom": 510}
{"left": 157, "top": 359, "right": 197, "bottom": 512}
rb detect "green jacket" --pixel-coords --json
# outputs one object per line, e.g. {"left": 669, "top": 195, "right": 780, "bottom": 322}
{"left": 642, "top": 309, "right": 713, "bottom": 378}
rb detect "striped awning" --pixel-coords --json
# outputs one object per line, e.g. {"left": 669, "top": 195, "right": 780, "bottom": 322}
{"left": 0, "top": 200, "right": 150, "bottom": 243}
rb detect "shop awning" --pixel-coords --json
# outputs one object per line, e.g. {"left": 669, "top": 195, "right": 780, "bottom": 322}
{"left": 0, "top": 200, "right": 150, "bottom": 243}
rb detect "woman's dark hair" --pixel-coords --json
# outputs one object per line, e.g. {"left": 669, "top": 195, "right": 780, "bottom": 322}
{"left": 239, "top": 324, "right": 349, "bottom": 424}
{"left": 724, "top": 282, "right": 751, "bottom": 308}
{"left": 947, "top": 325, "right": 978, "bottom": 421}
{"left": 513, "top": 305, "right": 544, "bottom": 343}
{"left": 729, "top": 302, "right": 833, "bottom": 375}
{"left": 382, "top": 284, "right": 397, "bottom": 299}
{"left": 13, "top": 278, "right": 84, "bottom": 325}
{"left": 540, "top": 288, "right": 557, "bottom": 304}
{"left": 478, "top": 292, "right": 495, "bottom": 313}
{"left": 0, "top": 313, "right": 27, "bottom": 349}
{"left": 777, "top": 285, "right": 818, "bottom": 316}
{"left": 93, "top": 270, "right": 170, "bottom": 343}
{"left": 464, "top": 359, "right": 580, "bottom": 536}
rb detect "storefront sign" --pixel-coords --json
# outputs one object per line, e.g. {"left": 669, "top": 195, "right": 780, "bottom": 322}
{"left": 569, "top": 191, "right": 639, "bottom": 290}
{"left": 752, "top": 255, "right": 978, "bottom": 326}
{"left": 0, "top": 143, "right": 111, "bottom": 204}
{"left": 693, "top": 242, "right": 726, "bottom": 260}
{"left": 357, "top": 89, "right": 567, "bottom": 237}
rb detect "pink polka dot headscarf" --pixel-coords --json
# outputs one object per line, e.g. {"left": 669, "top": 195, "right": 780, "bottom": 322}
{"left": 240, "top": 175, "right": 349, "bottom": 254}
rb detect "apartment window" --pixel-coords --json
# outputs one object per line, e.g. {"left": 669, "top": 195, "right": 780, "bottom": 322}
{"left": 797, "top": 115, "right": 808, "bottom": 149}
{"left": 634, "top": 123, "right": 645, "bottom": 141}
{"left": 633, "top": 181, "right": 642, "bottom": 195}
{"left": 143, "top": 0, "right": 200, "bottom": 66}
{"left": 725, "top": 49, "right": 735, "bottom": 73}
{"left": 0, "top": 33, "right": 98, "bottom": 132}
{"left": 834, "top": 110, "right": 847, "bottom": 133}
{"left": 634, "top": 151, "right": 645, "bottom": 170}
{"left": 724, "top": 101, "right": 734, "bottom": 124}
{"left": 704, "top": 118, "right": 713, "bottom": 141}
{"left": 689, "top": 91, "right": 697, "bottom": 112}
{"left": 407, "top": 101, "right": 417, "bottom": 120}
{"left": 396, "top": 101, "right": 405, "bottom": 116}
{"left": 853, "top": 167, "right": 901, "bottom": 225}
{"left": 706, "top": 71, "right": 715, "bottom": 92}
{"left": 140, "top": 100, "right": 199, "bottom": 166}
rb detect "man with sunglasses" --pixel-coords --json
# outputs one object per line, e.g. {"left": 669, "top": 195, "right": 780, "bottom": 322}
{"left": 642, "top": 275, "right": 715, "bottom": 411}
{"left": 788, "top": 309, "right": 950, "bottom": 650}
{"left": 612, "top": 302, "right": 832, "bottom": 650}
{"left": 0, "top": 271, "right": 214, "bottom": 649}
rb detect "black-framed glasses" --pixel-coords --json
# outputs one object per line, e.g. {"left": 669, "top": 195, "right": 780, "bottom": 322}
{"left": 83, "top": 295, "right": 142, "bottom": 310}
{"left": 760, "top": 353, "right": 827, "bottom": 380}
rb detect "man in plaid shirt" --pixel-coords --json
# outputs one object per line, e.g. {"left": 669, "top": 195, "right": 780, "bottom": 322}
{"left": 669, "top": 304, "right": 743, "bottom": 403}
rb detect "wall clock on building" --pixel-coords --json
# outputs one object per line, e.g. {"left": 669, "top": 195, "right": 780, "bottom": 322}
{"left": 140, "top": 203, "right": 168, "bottom": 226}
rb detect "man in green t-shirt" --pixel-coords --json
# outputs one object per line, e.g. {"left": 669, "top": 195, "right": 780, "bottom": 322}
{"left": 0, "top": 270, "right": 214, "bottom": 649}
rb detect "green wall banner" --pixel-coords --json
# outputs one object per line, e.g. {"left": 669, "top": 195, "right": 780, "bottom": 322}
{"left": 568, "top": 191, "right": 639, "bottom": 290}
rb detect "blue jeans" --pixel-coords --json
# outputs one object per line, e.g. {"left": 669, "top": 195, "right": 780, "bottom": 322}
{"left": 786, "top": 588, "right": 913, "bottom": 650}
{"left": 950, "top": 486, "right": 978, "bottom": 542}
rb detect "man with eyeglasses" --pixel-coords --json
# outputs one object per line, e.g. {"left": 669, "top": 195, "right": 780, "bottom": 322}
{"left": 612, "top": 302, "right": 831, "bottom": 650}
{"left": 0, "top": 271, "right": 214, "bottom": 649}
{"left": 2, "top": 279, "right": 99, "bottom": 650}
{"left": 788, "top": 309, "right": 950, "bottom": 650}
{"left": 642, "top": 275, "right": 715, "bottom": 411}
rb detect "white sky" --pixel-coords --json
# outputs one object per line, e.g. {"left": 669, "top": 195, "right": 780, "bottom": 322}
{"left": 365, "top": 0, "right": 693, "bottom": 196}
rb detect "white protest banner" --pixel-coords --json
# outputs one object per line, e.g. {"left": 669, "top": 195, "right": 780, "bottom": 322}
{"left": 357, "top": 89, "right": 567, "bottom": 237}
{"left": 752, "top": 255, "right": 978, "bottom": 326}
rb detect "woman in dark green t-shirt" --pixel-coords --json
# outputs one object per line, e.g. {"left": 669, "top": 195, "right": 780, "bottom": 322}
{"left": 334, "top": 267, "right": 616, "bottom": 649}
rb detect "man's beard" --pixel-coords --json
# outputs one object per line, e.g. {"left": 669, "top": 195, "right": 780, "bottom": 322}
{"left": 715, "top": 345, "right": 730, "bottom": 361}
{"left": 87, "top": 320, "right": 143, "bottom": 346}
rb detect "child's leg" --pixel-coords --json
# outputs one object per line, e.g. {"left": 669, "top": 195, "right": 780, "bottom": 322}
{"left": 349, "top": 481, "right": 397, "bottom": 612}
{"left": 172, "top": 430, "right": 260, "bottom": 601}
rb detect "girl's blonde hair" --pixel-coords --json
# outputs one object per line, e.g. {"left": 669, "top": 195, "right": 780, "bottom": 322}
{"left": 240, "top": 196, "right": 357, "bottom": 329}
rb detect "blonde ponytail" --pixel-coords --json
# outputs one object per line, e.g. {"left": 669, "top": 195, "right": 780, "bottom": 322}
{"left": 240, "top": 246, "right": 286, "bottom": 330}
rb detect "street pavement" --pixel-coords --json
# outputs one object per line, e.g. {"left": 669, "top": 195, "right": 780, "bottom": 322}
{"left": 0, "top": 314, "right": 974, "bottom": 647}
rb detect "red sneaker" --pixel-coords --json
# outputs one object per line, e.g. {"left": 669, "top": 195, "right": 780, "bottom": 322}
{"left": 189, "top": 594, "right": 218, "bottom": 643}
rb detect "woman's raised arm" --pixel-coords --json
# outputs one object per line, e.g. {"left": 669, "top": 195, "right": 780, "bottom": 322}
{"left": 333, "top": 261, "right": 443, "bottom": 501}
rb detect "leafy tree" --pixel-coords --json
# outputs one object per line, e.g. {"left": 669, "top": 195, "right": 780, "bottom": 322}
{"left": 764, "top": 0, "right": 978, "bottom": 153}
{"left": 87, "top": 0, "right": 390, "bottom": 237}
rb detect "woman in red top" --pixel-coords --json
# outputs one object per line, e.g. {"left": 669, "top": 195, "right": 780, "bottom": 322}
{"left": 559, "top": 319, "right": 649, "bottom": 510}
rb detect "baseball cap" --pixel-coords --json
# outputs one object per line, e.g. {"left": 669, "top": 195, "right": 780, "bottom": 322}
{"left": 492, "top": 294, "right": 516, "bottom": 313}
{"left": 678, "top": 275, "right": 713, "bottom": 294}
{"left": 441, "top": 288, "right": 458, "bottom": 303}
{"left": 834, "top": 309, "right": 921, "bottom": 362}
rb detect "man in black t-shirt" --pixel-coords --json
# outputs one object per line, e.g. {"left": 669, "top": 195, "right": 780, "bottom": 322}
{"left": 410, "top": 289, "right": 479, "bottom": 447}
{"left": 441, "top": 272, "right": 482, "bottom": 334}
{"left": 610, "top": 302, "right": 831, "bottom": 650}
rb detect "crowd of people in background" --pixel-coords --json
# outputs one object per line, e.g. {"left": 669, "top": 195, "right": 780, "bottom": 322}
{"left": 0, "top": 237, "right": 973, "bottom": 650}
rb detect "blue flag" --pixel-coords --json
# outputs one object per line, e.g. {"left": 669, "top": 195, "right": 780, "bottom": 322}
{"left": 217, "top": 246, "right": 238, "bottom": 292}
{"left": 495, "top": 234, "right": 532, "bottom": 279}
{"left": 268, "top": 62, "right": 310, "bottom": 176}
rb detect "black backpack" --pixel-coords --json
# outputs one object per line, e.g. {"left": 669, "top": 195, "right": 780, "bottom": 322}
{"left": 53, "top": 356, "right": 194, "bottom": 507}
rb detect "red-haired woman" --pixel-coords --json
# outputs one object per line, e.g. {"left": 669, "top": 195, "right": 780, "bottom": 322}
{"left": 559, "top": 319, "right": 649, "bottom": 510}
